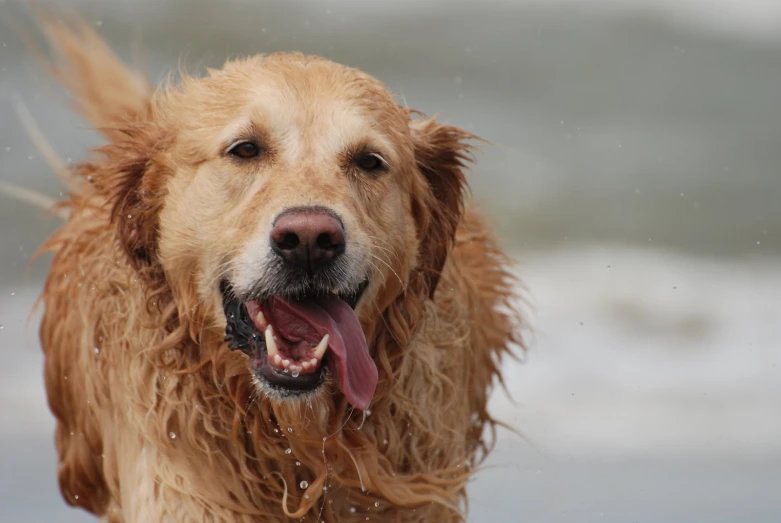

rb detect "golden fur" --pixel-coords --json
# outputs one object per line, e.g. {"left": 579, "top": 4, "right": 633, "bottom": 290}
{"left": 34, "top": 17, "right": 523, "bottom": 522}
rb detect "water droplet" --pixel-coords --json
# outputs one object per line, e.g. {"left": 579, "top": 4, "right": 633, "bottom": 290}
{"left": 291, "top": 369, "right": 300, "bottom": 378}
{"left": 273, "top": 428, "right": 279, "bottom": 433}
{"left": 127, "top": 214, "right": 132, "bottom": 219}
{"left": 365, "top": 409, "right": 371, "bottom": 416}
{"left": 299, "top": 480, "right": 309, "bottom": 489}
{"left": 285, "top": 448, "right": 292, "bottom": 455}
{"left": 295, "top": 461, "right": 301, "bottom": 466}
{"left": 382, "top": 439, "right": 388, "bottom": 445}
{"left": 374, "top": 502, "right": 380, "bottom": 507}
{"left": 74, "top": 494, "right": 79, "bottom": 500}
{"left": 169, "top": 432, "right": 177, "bottom": 439}
{"left": 9, "top": 292, "right": 14, "bottom": 296}
{"left": 322, "top": 485, "right": 328, "bottom": 492}
{"left": 93, "top": 347, "right": 100, "bottom": 354}
{"left": 349, "top": 507, "right": 357, "bottom": 514}
{"left": 287, "top": 427, "right": 293, "bottom": 433}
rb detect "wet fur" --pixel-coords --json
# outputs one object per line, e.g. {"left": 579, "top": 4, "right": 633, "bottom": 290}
{"left": 35, "top": 17, "right": 523, "bottom": 522}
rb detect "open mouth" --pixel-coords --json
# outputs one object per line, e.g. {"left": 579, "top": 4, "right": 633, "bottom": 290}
{"left": 221, "top": 280, "right": 377, "bottom": 410}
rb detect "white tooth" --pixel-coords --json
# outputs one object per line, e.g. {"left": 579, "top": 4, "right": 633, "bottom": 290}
{"left": 313, "top": 334, "right": 329, "bottom": 360}
{"left": 309, "top": 358, "right": 318, "bottom": 367}
{"left": 289, "top": 364, "right": 299, "bottom": 373}
{"left": 273, "top": 354, "right": 283, "bottom": 366}
{"left": 282, "top": 359, "right": 291, "bottom": 369}
{"left": 314, "top": 334, "right": 331, "bottom": 360}
{"left": 265, "top": 325, "right": 278, "bottom": 357}
{"left": 255, "top": 311, "right": 266, "bottom": 327}
{"left": 302, "top": 361, "right": 311, "bottom": 370}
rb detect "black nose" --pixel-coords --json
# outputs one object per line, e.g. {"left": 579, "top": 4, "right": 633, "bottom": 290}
{"left": 270, "top": 207, "right": 346, "bottom": 272}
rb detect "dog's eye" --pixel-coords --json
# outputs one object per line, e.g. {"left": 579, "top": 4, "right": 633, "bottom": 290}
{"left": 228, "top": 141, "right": 261, "bottom": 159}
{"left": 355, "top": 152, "right": 387, "bottom": 173}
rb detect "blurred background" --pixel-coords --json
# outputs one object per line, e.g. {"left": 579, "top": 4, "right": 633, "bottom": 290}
{"left": 1, "top": 0, "right": 780, "bottom": 521}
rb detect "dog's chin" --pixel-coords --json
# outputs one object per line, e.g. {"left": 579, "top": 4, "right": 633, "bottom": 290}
{"left": 220, "top": 279, "right": 369, "bottom": 403}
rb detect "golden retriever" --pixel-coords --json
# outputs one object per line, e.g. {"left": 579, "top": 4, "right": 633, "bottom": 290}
{"left": 31, "top": 16, "right": 523, "bottom": 523}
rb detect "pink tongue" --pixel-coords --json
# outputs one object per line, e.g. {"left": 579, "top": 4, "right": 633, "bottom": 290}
{"left": 262, "top": 295, "right": 378, "bottom": 410}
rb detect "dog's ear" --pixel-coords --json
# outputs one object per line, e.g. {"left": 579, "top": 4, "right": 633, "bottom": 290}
{"left": 40, "top": 15, "right": 168, "bottom": 272}
{"left": 80, "top": 123, "right": 171, "bottom": 272}
{"left": 409, "top": 115, "right": 475, "bottom": 298}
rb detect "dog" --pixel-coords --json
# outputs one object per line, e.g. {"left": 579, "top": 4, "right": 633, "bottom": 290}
{"left": 28, "top": 16, "right": 523, "bottom": 522}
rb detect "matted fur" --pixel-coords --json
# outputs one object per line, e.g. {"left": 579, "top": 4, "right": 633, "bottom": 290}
{"left": 34, "top": 16, "right": 524, "bottom": 523}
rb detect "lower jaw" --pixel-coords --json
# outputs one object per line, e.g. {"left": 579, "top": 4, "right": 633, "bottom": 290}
{"left": 252, "top": 356, "right": 327, "bottom": 392}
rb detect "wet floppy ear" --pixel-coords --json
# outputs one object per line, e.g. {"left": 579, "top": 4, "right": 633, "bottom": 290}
{"left": 408, "top": 115, "right": 476, "bottom": 298}
{"left": 80, "top": 123, "right": 172, "bottom": 272}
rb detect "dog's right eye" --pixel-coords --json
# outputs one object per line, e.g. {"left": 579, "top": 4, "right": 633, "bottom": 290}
{"left": 227, "top": 141, "right": 261, "bottom": 159}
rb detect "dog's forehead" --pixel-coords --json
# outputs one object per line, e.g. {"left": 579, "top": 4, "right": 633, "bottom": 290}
{"left": 207, "top": 56, "right": 407, "bottom": 151}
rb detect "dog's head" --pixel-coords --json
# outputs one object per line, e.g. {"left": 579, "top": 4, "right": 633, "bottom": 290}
{"left": 102, "top": 54, "right": 474, "bottom": 410}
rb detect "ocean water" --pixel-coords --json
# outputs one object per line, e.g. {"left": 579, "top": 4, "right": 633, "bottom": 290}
{"left": 2, "top": 0, "right": 781, "bottom": 260}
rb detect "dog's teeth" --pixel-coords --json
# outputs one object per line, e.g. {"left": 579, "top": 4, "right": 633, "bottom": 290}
{"left": 302, "top": 361, "right": 311, "bottom": 370}
{"left": 265, "top": 325, "right": 279, "bottom": 357}
{"left": 273, "top": 354, "right": 283, "bottom": 366}
{"left": 309, "top": 358, "right": 318, "bottom": 367}
{"left": 282, "top": 358, "right": 291, "bottom": 369}
{"left": 255, "top": 311, "right": 266, "bottom": 327}
{"left": 313, "top": 334, "right": 329, "bottom": 360}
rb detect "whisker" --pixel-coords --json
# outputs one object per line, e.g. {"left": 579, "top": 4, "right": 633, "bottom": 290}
{"left": 353, "top": 237, "right": 399, "bottom": 262}
{"left": 366, "top": 252, "right": 405, "bottom": 290}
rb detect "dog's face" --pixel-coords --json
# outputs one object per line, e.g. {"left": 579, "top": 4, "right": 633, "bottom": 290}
{"left": 114, "top": 54, "right": 471, "bottom": 410}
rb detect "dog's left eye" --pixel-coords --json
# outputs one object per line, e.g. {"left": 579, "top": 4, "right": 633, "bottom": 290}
{"left": 228, "top": 141, "right": 261, "bottom": 159}
{"left": 355, "top": 153, "right": 387, "bottom": 173}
